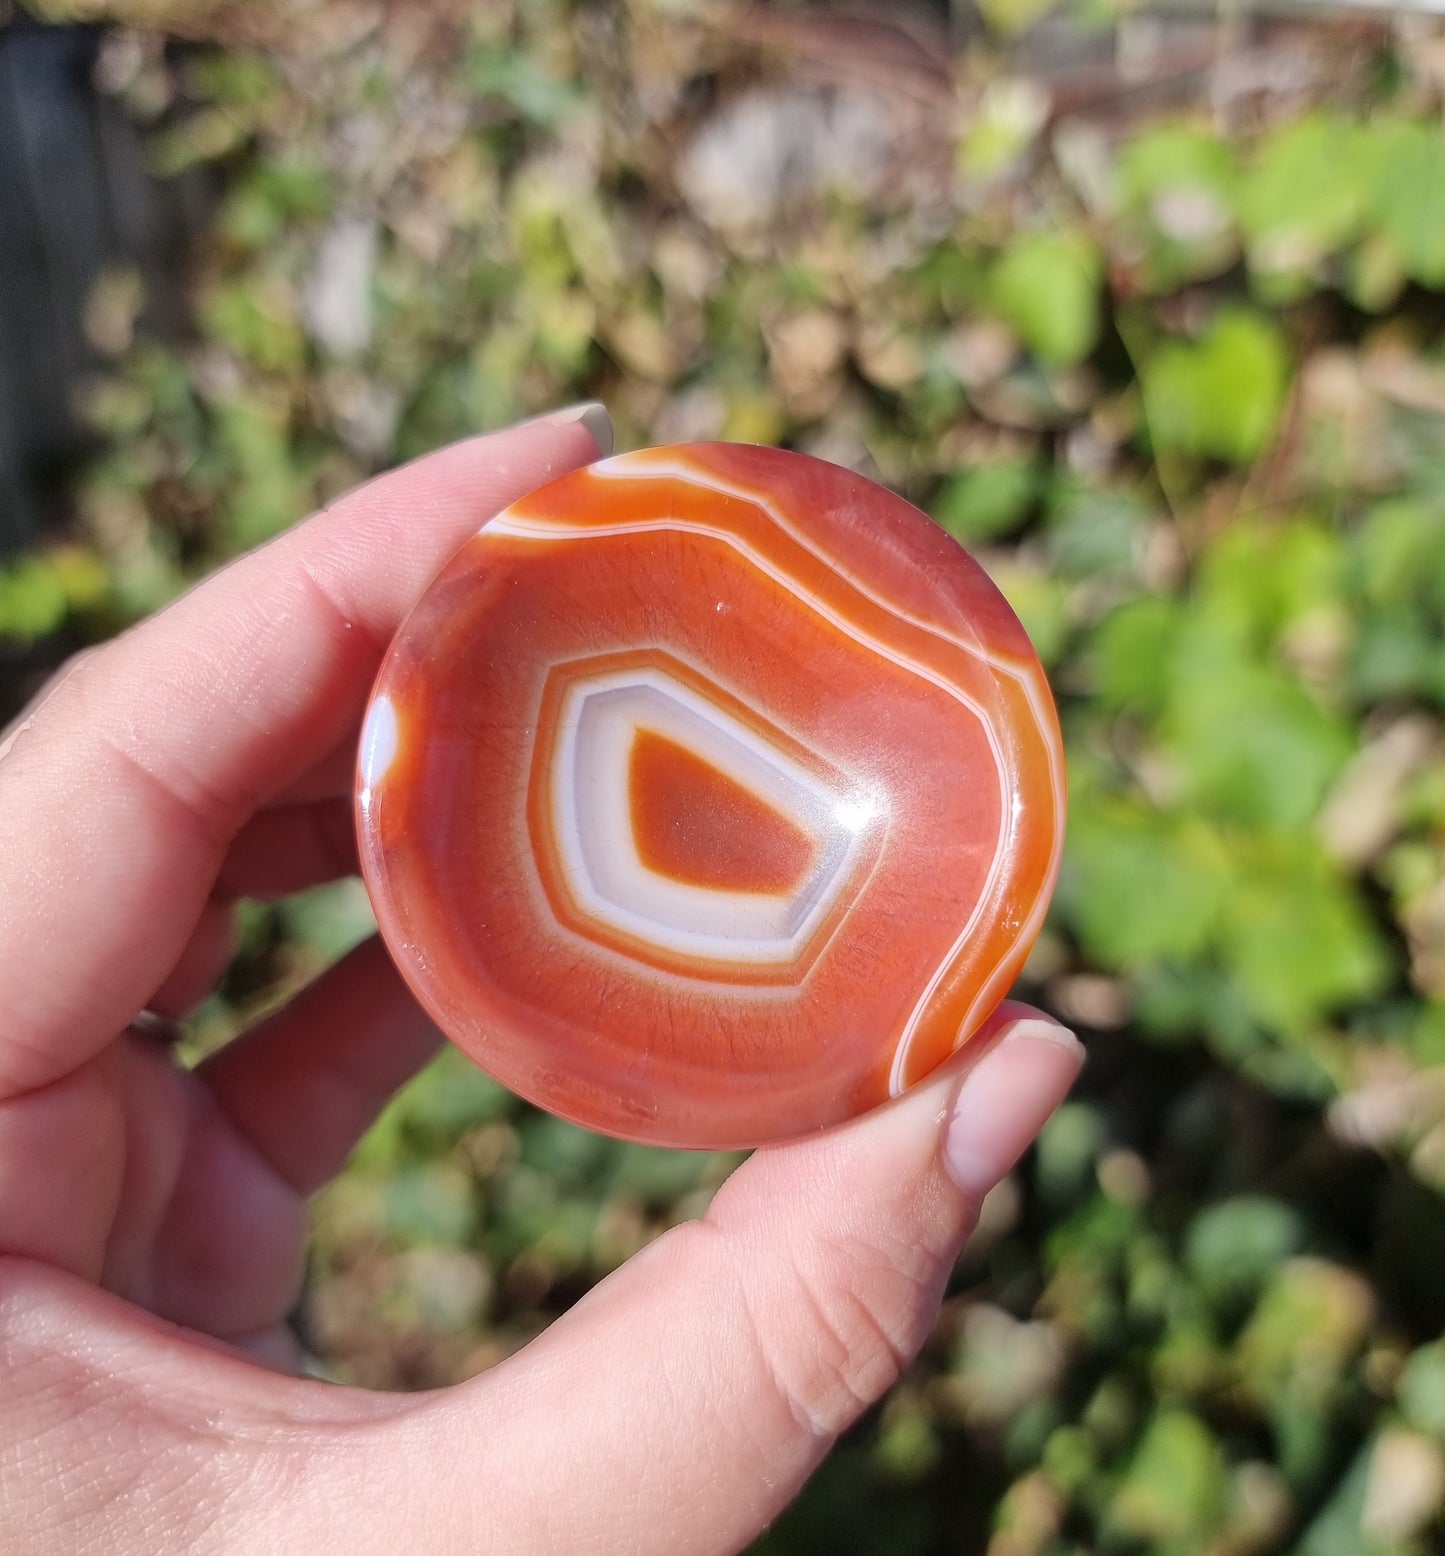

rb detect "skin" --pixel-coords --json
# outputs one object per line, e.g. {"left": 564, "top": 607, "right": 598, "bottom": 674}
{"left": 0, "top": 416, "right": 1083, "bottom": 1555}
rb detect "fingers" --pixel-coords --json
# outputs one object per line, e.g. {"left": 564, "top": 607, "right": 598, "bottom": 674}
{"left": 4, "top": 940, "right": 436, "bottom": 1336}
{"left": 198, "top": 937, "right": 440, "bottom": 1196}
{"left": 0, "top": 645, "right": 98, "bottom": 758}
{"left": 267, "top": 737, "right": 360, "bottom": 806}
{"left": 0, "top": 1063, "right": 126, "bottom": 1284}
{"left": 216, "top": 798, "right": 359, "bottom": 901}
{"left": 145, "top": 1081, "right": 309, "bottom": 1336}
{"left": 352, "top": 1008, "right": 1084, "bottom": 1556}
{"left": 0, "top": 408, "right": 609, "bottom": 1099}
{"left": 149, "top": 901, "right": 239, "bottom": 1017}
{"left": 141, "top": 940, "right": 439, "bottom": 1334}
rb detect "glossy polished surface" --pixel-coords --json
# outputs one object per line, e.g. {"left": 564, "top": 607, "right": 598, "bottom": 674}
{"left": 357, "top": 443, "right": 1065, "bottom": 1148}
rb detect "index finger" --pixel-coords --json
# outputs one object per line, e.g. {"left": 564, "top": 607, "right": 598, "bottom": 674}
{"left": 0, "top": 407, "right": 610, "bottom": 1098}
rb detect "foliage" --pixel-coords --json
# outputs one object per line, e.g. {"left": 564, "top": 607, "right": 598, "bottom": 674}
{"left": 9, "top": 1, "right": 1445, "bottom": 1552}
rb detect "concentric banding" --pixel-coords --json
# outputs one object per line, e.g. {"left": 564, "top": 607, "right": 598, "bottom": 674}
{"left": 357, "top": 442, "right": 1065, "bottom": 1148}
{"left": 542, "top": 660, "right": 874, "bottom": 968}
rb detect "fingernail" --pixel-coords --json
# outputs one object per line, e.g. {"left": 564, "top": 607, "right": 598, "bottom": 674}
{"left": 942, "top": 1020, "right": 1084, "bottom": 1200}
{"left": 545, "top": 400, "right": 613, "bottom": 459}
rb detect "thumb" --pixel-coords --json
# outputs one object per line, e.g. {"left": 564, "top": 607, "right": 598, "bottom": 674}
{"left": 347, "top": 1004, "right": 1083, "bottom": 1556}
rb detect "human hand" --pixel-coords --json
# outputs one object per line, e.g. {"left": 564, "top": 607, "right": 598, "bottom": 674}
{"left": 0, "top": 409, "right": 1083, "bottom": 1554}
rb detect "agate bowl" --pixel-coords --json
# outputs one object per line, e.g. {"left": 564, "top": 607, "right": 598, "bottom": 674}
{"left": 356, "top": 442, "right": 1064, "bottom": 1149}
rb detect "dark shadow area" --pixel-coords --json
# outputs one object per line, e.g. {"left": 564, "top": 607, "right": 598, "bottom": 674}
{"left": 0, "top": 17, "right": 210, "bottom": 555}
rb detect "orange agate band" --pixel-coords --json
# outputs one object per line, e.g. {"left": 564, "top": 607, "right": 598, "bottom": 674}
{"left": 356, "top": 442, "right": 1065, "bottom": 1149}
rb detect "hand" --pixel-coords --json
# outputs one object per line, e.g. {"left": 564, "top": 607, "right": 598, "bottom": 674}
{"left": 0, "top": 409, "right": 1083, "bottom": 1554}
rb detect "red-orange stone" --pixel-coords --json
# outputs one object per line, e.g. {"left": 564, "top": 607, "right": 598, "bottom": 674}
{"left": 628, "top": 729, "right": 817, "bottom": 896}
{"left": 356, "top": 443, "right": 1065, "bottom": 1149}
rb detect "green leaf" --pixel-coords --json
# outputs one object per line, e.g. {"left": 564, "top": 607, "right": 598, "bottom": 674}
{"left": 186, "top": 51, "right": 281, "bottom": 110}
{"left": 1238, "top": 115, "right": 1372, "bottom": 282}
{"left": 1092, "top": 595, "right": 1181, "bottom": 713}
{"left": 932, "top": 458, "right": 1041, "bottom": 542}
{"left": 1184, "top": 1197, "right": 1309, "bottom": 1312}
{"left": 1368, "top": 118, "right": 1445, "bottom": 288}
{"left": 1116, "top": 122, "right": 1238, "bottom": 290}
{"left": 988, "top": 231, "right": 1102, "bottom": 368}
{"left": 400, "top": 1050, "right": 515, "bottom": 1136}
{"left": 1142, "top": 308, "right": 1289, "bottom": 465}
{"left": 1061, "top": 802, "right": 1229, "bottom": 966}
{"left": 214, "top": 398, "right": 313, "bottom": 549}
{"left": 1346, "top": 231, "right": 1408, "bottom": 313}
{"left": 1358, "top": 497, "right": 1445, "bottom": 615}
{"left": 383, "top": 1161, "right": 478, "bottom": 1245}
{"left": 1034, "top": 1102, "right": 1107, "bottom": 1210}
{"left": 1109, "top": 1409, "right": 1229, "bottom": 1547}
{"left": 873, "top": 1404, "right": 941, "bottom": 1482}
{"left": 1400, "top": 1342, "right": 1445, "bottom": 1439}
{"left": 350, "top": 1051, "right": 514, "bottom": 1173}
{"left": 1352, "top": 607, "right": 1438, "bottom": 704}
{"left": 468, "top": 45, "right": 583, "bottom": 129}
{"left": 0, "top": 555, "right": 68, "bottom": 644}
{"left": 1044, "top": 482, "right": 1146, "bottom": 578}
{"left": 1218, "top": 839, "right": 1391, "bottom": 1034}
{"left": 1295, "top": 1441, "right": 1382, "bottom": 1556}
{"left": 1195, "top": 518, "right": 1347, "bottom": 645}
{"left": 279, "top": 879, "right": 377, "bottom": 961}
{"left": 1238, "top": 1259, "right": 1373, "bottom": 1409}
{"left": 1132, "top": 965, "right": 1263, "bottom": 1055}
{"left": 520, "top": 1114, "right": 613, "bottom": 1183}
{"left": 607, "top": 1143, "right": 719, "bottom": 1202}
{"left": 1120, "top": 124, "right": 1237, "bottom": 216}
{"left": 1165, "top": 623, "right": 1352, "bottom": 829}
{"left": 222, "top": 157, "right": 333, "bottom": 248}
{"left": 200, "top": 280, "right": 306, "bottom": 375}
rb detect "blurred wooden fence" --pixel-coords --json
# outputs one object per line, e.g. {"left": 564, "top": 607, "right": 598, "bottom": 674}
{"left": 0, "top": 17, "right": 206, "bottom": 555}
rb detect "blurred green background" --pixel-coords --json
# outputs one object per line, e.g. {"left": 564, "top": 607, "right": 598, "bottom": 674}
{"left": 7, "top": 0, "right": 1445, "bottom": 1550}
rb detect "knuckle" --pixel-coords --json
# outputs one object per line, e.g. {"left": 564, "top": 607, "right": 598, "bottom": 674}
{"left": 742, "top": 1226, "right": 950, "bottom": 1443}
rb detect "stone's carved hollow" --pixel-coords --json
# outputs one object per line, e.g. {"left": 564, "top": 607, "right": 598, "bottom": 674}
{"left": 628, "top": 728, "right": 816, "bottom": 896}
{"left": 356, "top": 443, "right": 1066, "bottom": 1150}
{"left": 532, "top": 656, "right": 873, "bottom": 978}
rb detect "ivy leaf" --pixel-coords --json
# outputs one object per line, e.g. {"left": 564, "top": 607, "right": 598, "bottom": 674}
{"left": 1238, "top": 115, "right": 1372, "bottom": 284}
{"left": 1117, "top": 123, "right": 1239, "bottom": 291}
{"left": 932, "top": 458, "right": 1040, "bottom": 542}
{"left": 1165, "top": 621, "right": 1352, "bottom": 830}
{"left": 1184, "top": 1197, "right": 1309, "bottom": 1312}
{"left": 1218, "top": 838, "right": 1391, "bottom": 1035}
{"left": 1061, "top": 802, "right": 1229, "bottom": 967}
{"left": 1108, "top": 1410, "right": 1229, "bottom": 1546}
{"left": 988, "top": 231, "right": 1102, "bottom": 367}
{"left": 1092, "top": 595, "right": 1181, "bottom": 713}
{"left": 1142, "top": 308, "right": 1289, "bottom": 465}
{"left": 1368, "top": 118, "right": 1445, "bottom": 288}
